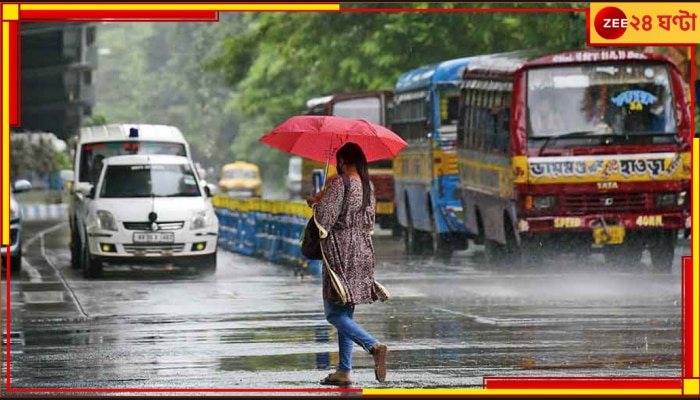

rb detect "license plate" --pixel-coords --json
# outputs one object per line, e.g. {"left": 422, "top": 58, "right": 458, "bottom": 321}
{"left": 376, "top": 202, "right": 394, "bottom": 215}
{"left": 593, "top": 226, "right": 625, "bottom": 245}
{"left": 133, "top": 232, "right": 174, "bottom": 243}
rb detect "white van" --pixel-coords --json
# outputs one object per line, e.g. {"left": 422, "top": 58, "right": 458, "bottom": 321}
{"left": 78, "top": 154, "right": 218, "bottom": 278}
{"left": 68, "top": 124, "right": 196, "bottom": 271}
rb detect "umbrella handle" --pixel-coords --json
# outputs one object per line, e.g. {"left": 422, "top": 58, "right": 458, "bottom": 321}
{"left": 322, "top": 139, "right": 333, "bottom": 191}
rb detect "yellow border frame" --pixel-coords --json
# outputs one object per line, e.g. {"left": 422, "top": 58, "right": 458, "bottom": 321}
{"left": 0, "top": 2, "right": 697, "bottom": 396}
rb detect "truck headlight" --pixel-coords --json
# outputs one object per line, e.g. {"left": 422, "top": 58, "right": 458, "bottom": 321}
{"left": 96, "top": 210, "right": 118, "bottom": 232}
{"left": 655, "top": 193, "right": 677, "bottom": 207}
{"left": 677, "top": 191, "right": 687, "bottom": 206}
{"left": 533, "top": 195, "right": 555, "bottom": 210}
{"left": 191, "top": 210, "right": 210, "bottom": 230}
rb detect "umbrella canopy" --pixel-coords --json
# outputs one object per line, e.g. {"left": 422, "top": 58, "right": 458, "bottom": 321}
{"left": 259, "top": 115, "right": 408, "bottom": 165}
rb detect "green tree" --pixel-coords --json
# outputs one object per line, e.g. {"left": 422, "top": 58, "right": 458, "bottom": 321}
{"left": 205, "top": 4, "right": 590, "bottom": 184}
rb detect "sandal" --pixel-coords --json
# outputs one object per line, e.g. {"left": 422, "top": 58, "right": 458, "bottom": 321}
{"left": 320, "top": 372, "right": 352, "bottom": 387}
{"left": 372, "top": 343, "right": 388, "bottom": 382}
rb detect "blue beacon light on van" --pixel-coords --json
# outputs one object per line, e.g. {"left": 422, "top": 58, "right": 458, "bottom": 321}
{"left": 129, "top": 127, "right": 139, "bottom": 138}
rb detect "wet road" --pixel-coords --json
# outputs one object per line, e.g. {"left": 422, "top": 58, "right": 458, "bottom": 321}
{"left": 2, "top": 219, "right": 688, "bottom": 394}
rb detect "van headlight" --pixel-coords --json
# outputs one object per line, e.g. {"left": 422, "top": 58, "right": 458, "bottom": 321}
{"left": 96, "top": 210, "right": 118, "bottom": 232}
{"left": 191, "top": 210, "right": 210, "bottom": 230}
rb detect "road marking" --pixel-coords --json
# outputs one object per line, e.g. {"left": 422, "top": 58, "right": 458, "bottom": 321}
{"left": 14, "top": 220, "right": 66, "bottom": 284}
{"left": 23, "top": 291, "right": 65, "bottom": 304}
{"left": 22, "top": 259, "right": 42, "bottom": 283}
{"left": 430, "top": 306, "right": 499, "bottom": 325}
{"left": 22, "top": 221, "right": 68, "bottom": 251}
{"left": 39, "top": 231, "right": 89, "bottom": 319}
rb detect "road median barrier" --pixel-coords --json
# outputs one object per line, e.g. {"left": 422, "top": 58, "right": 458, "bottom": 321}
{"left": 213, "top": 195, "right": 321, "bottom": 277}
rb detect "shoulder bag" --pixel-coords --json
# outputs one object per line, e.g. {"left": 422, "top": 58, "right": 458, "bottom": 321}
{"left": 300, "top": 174, "right": 351, "bottom": 260}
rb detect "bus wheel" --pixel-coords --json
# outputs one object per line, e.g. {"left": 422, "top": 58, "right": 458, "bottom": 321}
{"left": 502, "top": 217, "right": 525, "bottom": 268}
{"left": 431, "top": 232, "right": 453, "bottom": 260}
{"left": 649, "top": 230, "right": 677, "bottom": 273}
{"left": 403, "top": 225, "right": 421, "bottom": 255}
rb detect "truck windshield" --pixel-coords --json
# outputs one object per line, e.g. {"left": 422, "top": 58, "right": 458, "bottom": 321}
{"left": 526, "top": 63, "right": 677, "bottom": 139}
{"left": 80, "top": 141, "right": 187, "bottom": 184}
{"left": 100, "top": 164, "right": 201, "bottom": 198}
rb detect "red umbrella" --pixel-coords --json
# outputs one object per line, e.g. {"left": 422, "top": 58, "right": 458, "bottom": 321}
{"left": 259, "top": 115, "right": 408, "bottom": 166}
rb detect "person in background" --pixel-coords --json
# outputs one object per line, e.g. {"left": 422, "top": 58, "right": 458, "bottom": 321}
{"left": 307, "top": 142, "right": 391, "bottom": 387}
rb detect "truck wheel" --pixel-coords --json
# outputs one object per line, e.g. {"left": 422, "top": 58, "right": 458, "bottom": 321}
{"left": 604, "top": 240, "right": 644, "bottom": 270}
{"left": 431, "top": 232, "right": 453, "bottom": 260}
{"left": 649, "top": 230, "right": 677, "bottom": 273}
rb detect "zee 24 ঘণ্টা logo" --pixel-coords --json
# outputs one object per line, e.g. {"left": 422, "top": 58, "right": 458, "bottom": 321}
{"left": 593, "top": 6, "right": 697, "bottom": 40}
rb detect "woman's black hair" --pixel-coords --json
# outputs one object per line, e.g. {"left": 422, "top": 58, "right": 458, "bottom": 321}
{"left": 336, "top": 142, "right": 371, "bottom": 209}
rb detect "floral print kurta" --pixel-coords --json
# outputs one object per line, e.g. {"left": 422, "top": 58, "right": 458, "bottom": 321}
{"left": 313, "top": 174, "right": 391, "bottom": 305}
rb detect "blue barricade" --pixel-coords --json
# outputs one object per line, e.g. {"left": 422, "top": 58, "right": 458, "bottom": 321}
{"left": 212, "top": 196, "right": 324, "bottom": 278}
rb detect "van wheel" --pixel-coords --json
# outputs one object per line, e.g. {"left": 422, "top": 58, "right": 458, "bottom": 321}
{"left": 82, "top": 242, "right": 103, "bottom": 279}
{"left": 649, "top": 230, "right": 676, "bottom": 273}
{"left": 200, "top": 253, "right": 217, "bottom": 276}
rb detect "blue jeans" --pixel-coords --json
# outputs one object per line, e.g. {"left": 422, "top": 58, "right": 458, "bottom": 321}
{"left": 323, "top": 299, "right": 378, "bottom": 372}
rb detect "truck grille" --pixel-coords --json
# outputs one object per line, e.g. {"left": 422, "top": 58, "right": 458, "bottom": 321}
{"left": 123, "top": 221, "right": 184, "bottom": 231}
{"left": 561, "top": 192, "right": 648, "bottom": 215}
{"left": 123, "top": 244, "right": 185, "bottom": 254}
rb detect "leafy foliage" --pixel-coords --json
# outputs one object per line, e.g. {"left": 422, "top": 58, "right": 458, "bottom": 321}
{"left": 204, "top": 5, "right": 590, "bottom": 183}
{"left": 96, "top": 6, "right": 601, "bottom": 186}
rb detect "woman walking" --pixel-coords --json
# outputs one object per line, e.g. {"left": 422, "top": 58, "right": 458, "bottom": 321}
{"left": 307, "top": 142, "right": 391, "bottom": 386}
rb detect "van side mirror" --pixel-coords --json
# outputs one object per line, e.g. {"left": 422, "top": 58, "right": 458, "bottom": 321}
{"left": 204, "top": 185, "right": 212, "bottom": 198}
{"left": 86, "top": 186, "right": 96, "bottom": 199}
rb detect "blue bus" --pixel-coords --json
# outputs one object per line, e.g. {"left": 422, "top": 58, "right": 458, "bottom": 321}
{"left": 390, "top": 57, "right": 478, "bottom": 258}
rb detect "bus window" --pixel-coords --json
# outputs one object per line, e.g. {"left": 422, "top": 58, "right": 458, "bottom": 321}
{"left": 392, "top": 92, "right": 430, "bottom": 142}
{"left": 440, "top": 90, "right": 460, "bottom": 134}
{"left": 333, "top": 97, "right": 382, "bottom": 125}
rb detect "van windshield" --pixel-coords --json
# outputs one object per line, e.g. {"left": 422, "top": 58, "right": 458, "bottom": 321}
{"left": 100, "top": 163, "right": 201, "bottom": 198}
{"left": 79, "top": 141, "right": 187, "bottom": 183}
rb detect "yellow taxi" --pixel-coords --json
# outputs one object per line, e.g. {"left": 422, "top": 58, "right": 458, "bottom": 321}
{"left": 218, "top": 162, "right": 263, "bottom": 198}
